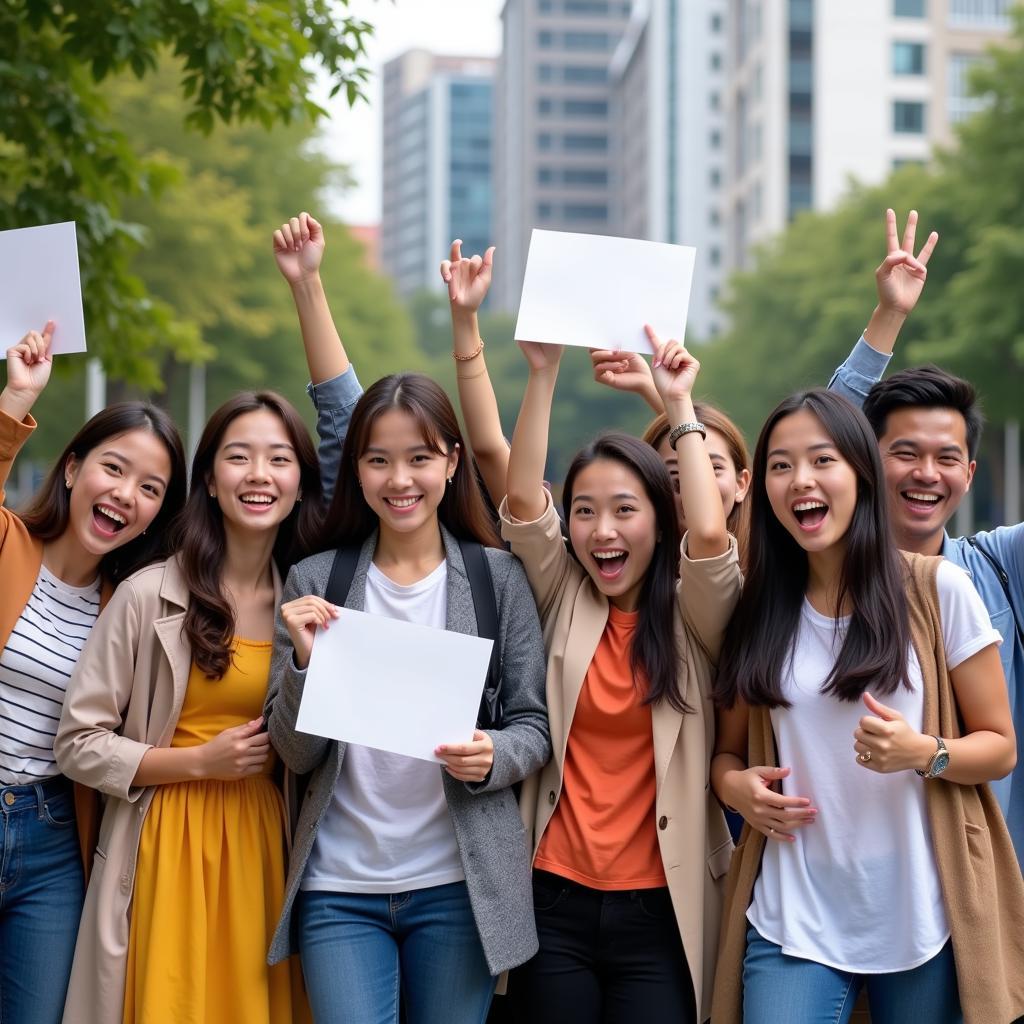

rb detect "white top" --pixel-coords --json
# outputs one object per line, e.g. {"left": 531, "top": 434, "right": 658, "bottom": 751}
{"left": 747, "top": 560, "right": 1001, "bottom": 973}
{"left": 0, "top": 565, "right": 101, "bottom": 784}
{"left": 302, "top": 559, "right": 466, "bottom": 894}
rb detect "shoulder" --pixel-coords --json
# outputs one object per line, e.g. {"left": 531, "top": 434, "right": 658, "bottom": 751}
{"left": 967, "top": 522, "right": 1024, "bottom": 563}
{"left": 120, "top": 559, "right": 172, "bottom": 601}
{"left": 482, "top": 545, "right": 531, "bottom": 593}
{"left": 288, "top": 549, "right": 338, "bottom": 590}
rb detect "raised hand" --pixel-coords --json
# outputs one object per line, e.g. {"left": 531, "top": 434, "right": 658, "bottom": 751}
{"left": 1, "top": 322, "right": 55, "bottom": 422}
{"left": 647, "top": 325, "right": 699, "bottom": 405}
{"left": 590, "top": 348, "right": 653, "bottom": 393}
{"left": 518, "top": 340, "right": 564, "bottom": 374}
{"left": 281, "top": 595, "right": 340, "bottom": 670}
{"left": 876, "top": 208, "right": 938, "bottom": 317}
{"left": 440, "top": 240, "right": 495, "bottom": 313}
{"left": 273, "top": 212, "right": 326, "bottom": 286}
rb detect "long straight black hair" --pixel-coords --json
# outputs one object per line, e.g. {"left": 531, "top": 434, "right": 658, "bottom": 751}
{"left": 562, "top": 433, "right": 689, "bottom": 713}
{"left": 715, "top": 390, "right": 911, "bottom": 709}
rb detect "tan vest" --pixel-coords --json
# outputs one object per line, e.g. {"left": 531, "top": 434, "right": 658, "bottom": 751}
{"left": 711, "top": 552, "right": 1024, "bottom": 1024}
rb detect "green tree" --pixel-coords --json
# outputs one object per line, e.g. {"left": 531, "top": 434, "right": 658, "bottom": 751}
{"left": 1, "top": 0, "right": 372, "bottom": 388}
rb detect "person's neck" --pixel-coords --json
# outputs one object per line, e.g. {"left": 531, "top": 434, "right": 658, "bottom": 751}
{"left": 42, "top": 531, "right": 102, "bottom": 588}
{"left": 220, "top": 523, "right": 277, "bottom": 595}
{"left": 373, "top": 517, "right": 446, "bottom": 581}
{"left": 805, "top": 544, "right": 851, "bottom": 618}
{"left": 893, "top": 526, "right": 944, "bottom": 557}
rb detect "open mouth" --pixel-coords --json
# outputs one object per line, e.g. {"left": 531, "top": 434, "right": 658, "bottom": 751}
{"left": 92, "top": 504, "right": 128, "bottom": 538}
{"left": 384, "top": 495, "right": 423, "bottom": 513}
{"left": 792, "top": 499, "right": 828, "bottom": 531}
{"left": 592, "top": 549, "right": 629, "bottom": 580}
{"left": 239, "top": 493, "right": 276, "bottom": 511}
{"left": 900, "top": 490, "right": 942, "bottom": 516}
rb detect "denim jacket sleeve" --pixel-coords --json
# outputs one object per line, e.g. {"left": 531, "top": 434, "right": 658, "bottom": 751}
{"left": 307, "top": 365, "right": 364, "bottom": 503}
{"left": 827, "top": 336, "right": 892, "bottom": 410}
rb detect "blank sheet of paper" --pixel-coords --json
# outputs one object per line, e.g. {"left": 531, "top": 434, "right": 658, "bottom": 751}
{"left": 0, "top": 222, "right": 87, "bottom": 358}
{"left": 514, "top": 229, "right": 696, "bottom": 354}
{"left": 295, "top": 608, "right": 494, "bottom": 763}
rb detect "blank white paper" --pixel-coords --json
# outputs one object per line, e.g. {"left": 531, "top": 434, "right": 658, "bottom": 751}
{"left": 0, "top": 222, "right": 87, "bottom": 359}
{"left": 295, "top": 608, "right": 494, "bottom": 763}
{"left": 514, "top": 229, "right": 696, "bottom": 355}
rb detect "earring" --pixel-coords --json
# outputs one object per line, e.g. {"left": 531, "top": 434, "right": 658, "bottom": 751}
{"left": 209, "top": 489, "right": 216, "bottom": 498}
{"left": 446, "top": 475, "right": 454, "bottom": 485}
{"left": 65, "top": 478, "right": 72, "bottom": 489}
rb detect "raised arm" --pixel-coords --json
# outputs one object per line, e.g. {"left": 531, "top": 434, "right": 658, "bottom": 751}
{"left": 0, "top": 324, "right": 52, "bottom": 503}
{"left": 589, "top": 347, "right": 664, "bottom": 415}
{"left": 830, "top": 208, "right": 939, "bottom": 406}
{"left": 505, "top": 341, "right": 563, "bottom": 524}
{"left": 440, "top": 241, "right": 508, "bottom": 507}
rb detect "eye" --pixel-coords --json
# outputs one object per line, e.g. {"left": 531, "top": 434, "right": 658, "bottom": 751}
{"left": 226, "top": 454, "right": 247, "bottom": 462}
{"left": 271, "top": 455, "right": 293, "bottom": 465}
{"left": 939, "top": 455, "right": 962, "bottom": 465}
{"left": 365, "top": 456, "right": 386, "bottom": 465}
{"left": 102, "top": 462, "right": 123, "bottom": 474}
{"left": 411, "top": 454, "right": 431, "bottom": 463}
{"left": 616, "top": 504, "right": 637, "bottom": 515}
{"left": 142, "top": 483, "right": 163, "bottom": 497}
{"left": 814, "top": 454, "right": 836, "bottom": 466}
{"left": 891, "top": 450, "right": 916, "bottom": 461}
{"left": 768, "top": 460, "right": 789, "bottom": 472}
{"left": 573, "top": 505, "right": 594, "bottom": 517}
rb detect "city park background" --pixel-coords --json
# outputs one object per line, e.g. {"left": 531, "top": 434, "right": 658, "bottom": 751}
{"left": 2, "top": 0, "right": 1023, "bottom": 532}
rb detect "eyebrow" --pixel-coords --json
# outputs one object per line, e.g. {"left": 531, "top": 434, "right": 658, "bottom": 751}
{"left": 766, "top": 442, "right": 834, "bottom": 459}
{"left": 222, "top": 441, "right": 296, "bottom": 452}
{"left": 99, "top": 450, "right": 169, "bottom": 487}
{"left": 363, "top": 444, "right": 437, "bottom": 455}
{"left": 571, "top": 492, "right": 640, "bottom": 504}
{"left": 887, "top": 438, "right": 964, "bottom": 455}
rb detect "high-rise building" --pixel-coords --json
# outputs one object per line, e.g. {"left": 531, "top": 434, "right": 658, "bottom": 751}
{"left": 380, "top": 50, "right": 495, "bottom": 297}
{"left": 610, "top": 0, "right": 728, "bottom": 339}
{"left": 493, "top": 0, "right": 632, "bottom": 312}
{"left": 724, "top": 0, "right": 1012, "bottom": 272}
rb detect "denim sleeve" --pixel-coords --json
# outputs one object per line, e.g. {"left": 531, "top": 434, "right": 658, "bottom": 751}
{"left": 826, "top": 336, "right": 892, "bottom": 410}
{"left": 307, "top": 365, "right": 364, "bottom": 503}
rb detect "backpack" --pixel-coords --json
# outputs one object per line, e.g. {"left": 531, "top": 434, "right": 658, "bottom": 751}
{"left": 324, "top": 540, "right": 505, "bottom": 730}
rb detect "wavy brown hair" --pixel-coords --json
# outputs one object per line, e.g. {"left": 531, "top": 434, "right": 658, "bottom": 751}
{"left": 19, "top": 403, "right": 186, "bottom": 584}
{"left": 318, "top": 372, "right": 502, "bottom": 551}
{"left": 643, "top": 401, "right": 751, "bottom": 568}
{"left": 173, "top": 392, "right": 324, "bottom": 678}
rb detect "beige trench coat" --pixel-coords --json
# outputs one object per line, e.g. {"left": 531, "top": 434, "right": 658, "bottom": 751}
{"left": 500, "top": 496, "right": 739, "bottom": 1022}
{"left": 53, "top": 556, "right": 283, "bottom": 1024}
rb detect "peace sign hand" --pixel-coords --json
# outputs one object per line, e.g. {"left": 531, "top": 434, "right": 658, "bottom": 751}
{"left": 440, "top": 240, "right": 494, "bottom": 313}
{"left": 876, "top": 208, "right": 939, "bottom": 317}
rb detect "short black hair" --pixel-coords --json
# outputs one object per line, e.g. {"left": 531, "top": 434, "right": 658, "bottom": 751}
{"left": 862, "top": 364, "right": 983, "bottom": 460}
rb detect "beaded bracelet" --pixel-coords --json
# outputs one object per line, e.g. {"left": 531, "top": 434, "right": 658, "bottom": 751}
{"left": 668, "top": 421, "right": 707, "bottom": 446}
{"left": 453, "top": 338, "right": 485, "bottom": 361}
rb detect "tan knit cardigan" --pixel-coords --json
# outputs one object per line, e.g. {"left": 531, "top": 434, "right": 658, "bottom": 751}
{"left": 711, "top": 552, "right": 1024, "bottom": 1024}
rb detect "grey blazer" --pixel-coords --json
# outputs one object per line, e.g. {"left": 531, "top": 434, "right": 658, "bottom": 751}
{"left": 264, "top": 526, "right": 550, "bottom": 975}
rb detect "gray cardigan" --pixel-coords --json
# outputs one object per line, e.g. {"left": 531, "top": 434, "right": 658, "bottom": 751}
{"left": 264, "top": 526, "right": 550, "bottom": 975}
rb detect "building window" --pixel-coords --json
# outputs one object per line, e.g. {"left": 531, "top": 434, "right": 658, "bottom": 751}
{"left": 710, "top": 167, "right": 722, "bottom": 187}
{"left": 893, "top": 41, "right": 926, "bottom": 75}
{"left": 948, "top": 52, "right": 987, "bottom": 122}
{"left": 710, "top": 91, "right": 721, "bottom": 111}
{"left": 710, "top": 52, "right": 722, "bottom": 71}
{"left": 537, "top": 132, "right": 553, "bottom": 150}
{"left": 538, "top": 31, "right": 554, "bottom": 47}
{"left": 537, "top": 98, "right": 554, "bottom": 115}
{"left": 563, "top": 167, "right": 608, "bottom": 185}
{"left": 564, "top": 203, "right": 609, "bottom": 221}
{"left": 538, "top": 0, "right": 554, "bottom": 10}
{"left": 893, "top": 100, "right": 926, "bottom": 133}
{"left": 564, "top": 31, "right": 611, "bottom": 50}
{"left": 565, "top": 0, "right": 613, "bottom": 11}
{"left": 537, "top": 167, "right": 555, "bottom": 184}
{"left": 537, "top": 64, "right": 554, "bottom": 81}
{"left": 709, "top": 208, "right": 721, "bottom": 226}
{"left": 537, "top": 203, "right": 553, "bottom": 219}
{"left": 893, "top": 158, "right": 927, "bottom": 169}
{"left": 710, "top": 129, "right": 722, "bottom": 149}
{"left": 894, "top": 0, "right": 926, "bottom": 15}
{"left": 563, "top": 133, "right": 608, "bottom": 151}
{"left": 709, "top": 246, "right": 721, "bottom": 266}
{"left": 789, "top": 0, "right": 813, "bottom": 29}
{"left": 563, "top": 65, "right": 608, "bottom": 84}
{"left": 711, "top": 12, "right": 723, "bottom": 31}
{"left": 948, "top": 0, "right": 1010, "bottom": 28}
{"left": 563, "top": 99, "right": 608, "bottom": 117}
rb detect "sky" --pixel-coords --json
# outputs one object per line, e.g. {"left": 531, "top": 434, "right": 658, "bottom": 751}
{"left": 316, "top": 0, "right": 505, "bottom": 225}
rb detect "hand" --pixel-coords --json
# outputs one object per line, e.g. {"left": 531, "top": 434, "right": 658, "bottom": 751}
{"left": 436, "top": 729, "right": 494, "bottom": 783}
{"left": 281, "top": 595, "right": 340, "bottom": 670}
{"left": 440, "top": 240, "right": 494, "bottom": 313}
{"left": 720, "top": 765, "right": 817, "bottom": 842}
{"left": 590, "top": 348, "right": 654, "bottom": 394}
{"left": 647, "top": 325, "right": 699, "bottom": 404}
{"left": 273, "top": 212, "right": 325, "bottom": 285}
{"left": 5, "top": 322, "right": 55, "bottom": 398}
{"left": 854, "top": 692, "right": 934, "bottom": 773}
{"left": 518, "top": 340, "right": 563, "bottom": 373}
{"left": 875, "top": 208, "right": 938, "bottom": 317}
{"left": 199, "top": 718, "right": 270, "bottom": 780}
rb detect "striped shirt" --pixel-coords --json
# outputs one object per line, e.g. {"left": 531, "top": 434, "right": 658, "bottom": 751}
{"left": 0, "top": 564, "right": 101, "bottom": 784}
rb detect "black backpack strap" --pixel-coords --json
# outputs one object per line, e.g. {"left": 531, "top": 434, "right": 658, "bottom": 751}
{"left": 458, "top": 539, "right": 503, "bottom": 730}
{"left": 325, "top": 545, "right": 361, "bottom": 608}
{"left": 965, "top": 535, "right": 1024, "bottom": 647}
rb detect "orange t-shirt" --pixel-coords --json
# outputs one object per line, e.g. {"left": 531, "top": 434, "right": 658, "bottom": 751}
{"left": 535, "top": 605, "right": 667, "bottom": 890}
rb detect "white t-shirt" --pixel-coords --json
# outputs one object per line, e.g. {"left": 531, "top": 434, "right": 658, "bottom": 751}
{"left": 302, "top": 559, "right": 466, "bottom": 894}
{"left": 0, "top": 565, "right": 101, "bottom": 784}
{"left": 747, "top": 560, "right": 1001, "bottom": 973}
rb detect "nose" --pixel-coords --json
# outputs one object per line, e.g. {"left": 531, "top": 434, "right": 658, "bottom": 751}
{"left": 388, "top": 463, "right": 413, "bottom": 490}
{"left": 912, "top": 457, "right": 940, "bottom": 484}
{"left": 791, "top": 459, "right": 815, "bottom": 492}
{"left": 246, "top": 457, "right": 271, "bottom": 482}
{"left": 593, "top": 513, "right": 618, "bottom": 542}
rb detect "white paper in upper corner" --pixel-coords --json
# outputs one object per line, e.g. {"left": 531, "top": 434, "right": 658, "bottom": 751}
{"left": 295, "top": 608, "right": 494, "bottom": 763}
{"left": 514, "top": 229, "right": 696, "bottom": 355}
{"left": 0, "top": 222, "right": 87, "bottom": 359}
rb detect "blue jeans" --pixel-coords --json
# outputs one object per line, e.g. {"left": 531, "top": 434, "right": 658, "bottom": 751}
{"left": 742, "top": 924, "right": 962, "bottom": 1024}
{"left": 0, "top": 778, "right": 84, "bottom": 1024}
{"left": 297, "top": 881, "right": 495, "bottom": 1024}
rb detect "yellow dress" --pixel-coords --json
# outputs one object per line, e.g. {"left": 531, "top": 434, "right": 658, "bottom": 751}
{"left": 123, "top": 640, "right": 309, "bottom": 1024}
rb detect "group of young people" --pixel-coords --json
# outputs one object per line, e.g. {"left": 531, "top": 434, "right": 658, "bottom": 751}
{"left": 0, "top": 208, "right": 1020, "bottom": 1024}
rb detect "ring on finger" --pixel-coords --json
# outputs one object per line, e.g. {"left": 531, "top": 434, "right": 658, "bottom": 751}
{"left": 768, "top": 827, "right": 775, "bottom": 835}
{"left": 857, "top": 751, "right": 872, "bottom": 764}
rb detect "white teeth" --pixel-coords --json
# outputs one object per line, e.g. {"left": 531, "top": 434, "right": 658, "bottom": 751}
{"left": 905, "top": 492, "right": 940, "bottom": 503}
{"left": 593, "top": 550, "right": 626, "bottom": 560}
{"left": 96, "top": 505, "right": 127, "bottom": 524}
{"left": 240, "top": 495, "right": 274, "bottom": 504}
{"left": 387, "top": 497, "right": 420, "bottom": 508}
{"left": 793, "top": 500, "right": 827, "bottom": 512}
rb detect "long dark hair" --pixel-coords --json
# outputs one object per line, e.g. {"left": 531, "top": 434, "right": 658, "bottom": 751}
{"left": 174, "top": 392, "right": 324, "bottom": 678}
{"left": 318, "top": 373, "right": 502, "bottom": 551}
{"left": 562, "top": 432, "right": 689, "bottom": 713}
{"left": 19, "top": 402, "right": 186, "bottom": 584}
{"left": 643, "top": 401, "right": 751, "bottom": 568}
{"left": 715, "top": 390, "right": 911, "bottom": 709}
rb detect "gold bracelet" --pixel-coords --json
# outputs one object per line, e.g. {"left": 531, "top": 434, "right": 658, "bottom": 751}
{"left": 456, "top": 365, "right": 488, "bottom": 381}
{"left": 453, "top": 338, "right": 484, "bottom": 362}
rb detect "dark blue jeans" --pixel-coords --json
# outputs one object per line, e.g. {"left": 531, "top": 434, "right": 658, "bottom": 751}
{"left": 297, "top": 881, "right": 495, "bottom": 1024}
{"left": 0, "top": 778, "right": 84, "bottom": 1024}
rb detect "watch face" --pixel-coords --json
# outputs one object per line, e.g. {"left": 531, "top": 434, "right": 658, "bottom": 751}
{"left": 930, "top": 751, "right": 950, "bottom": 777}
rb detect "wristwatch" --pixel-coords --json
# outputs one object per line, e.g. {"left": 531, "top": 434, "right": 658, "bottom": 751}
{"left": 915, "top": 736, "right": 950, "bottom": 779}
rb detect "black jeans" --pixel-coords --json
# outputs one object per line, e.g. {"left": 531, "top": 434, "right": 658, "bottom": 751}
{"left": 513, "top": 870, "right": 697, "bottom": 1024}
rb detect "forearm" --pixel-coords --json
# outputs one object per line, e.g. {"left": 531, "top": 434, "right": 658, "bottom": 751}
{"left": 665, "top": 395, "right": 729, "bottom": 557}
{"left": 132, "top": 745, "right": 206, "bottom": 786}
{"left": 711, "top": 751, "right": 748, "bottom": 807}
{"left": 640, "top": 382, "right": 665, "bottom": 415}
{"left": 928, "top": 731, "right": 1016, "bottom": 786}
{"left": 507, "top": 367, "right": 558, "bottom": 522}
{"left": 862, "top": 304, "right": 907, "bottom": 356}
{"left": 0, "top": 387, "right": 37, "bottom": 424}
{"left": 289, "top": 274, "right": 349, "bottom": 384}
